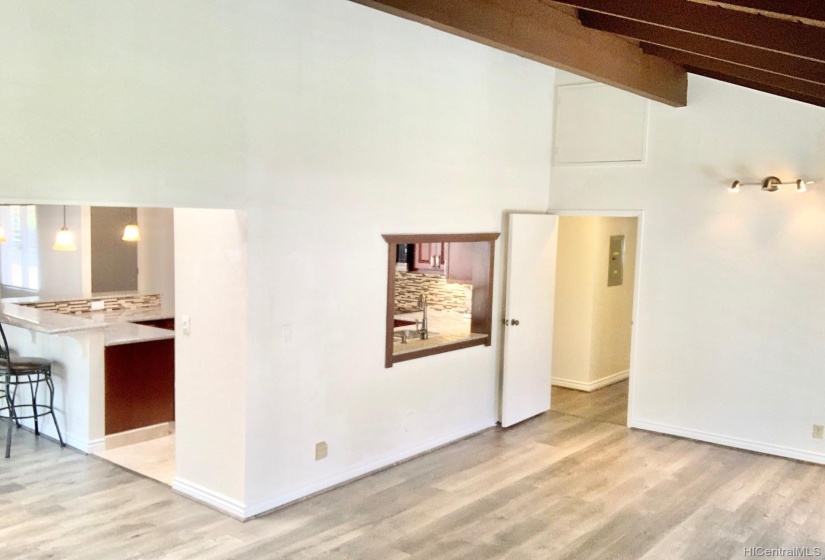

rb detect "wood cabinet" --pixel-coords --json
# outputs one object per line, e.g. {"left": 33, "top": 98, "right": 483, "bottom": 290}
{"left": 105, "top": 338, "right": 175, "bottom": 435}
{"left": 445, "top": 242, "right": 475, "bottom": 284}
{"left": 133, "top": 318, "right": 175, "bottom": 331}
{"left": 413, "top": 242, "right": 446, "bottom": 273}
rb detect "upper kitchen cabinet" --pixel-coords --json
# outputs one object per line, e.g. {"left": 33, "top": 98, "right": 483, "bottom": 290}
{"left": 413, "top": 242, "right": 445, "bottom": 274}
{"left": 410, "top": 242, "right": 475, "bottom": 283}
{"left": 444, "top": 242, "right": 475, "bottom": 284}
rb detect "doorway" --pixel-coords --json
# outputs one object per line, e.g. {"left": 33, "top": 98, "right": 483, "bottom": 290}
{"left": 550, "top": 215, "right": 638, "bottom": 427}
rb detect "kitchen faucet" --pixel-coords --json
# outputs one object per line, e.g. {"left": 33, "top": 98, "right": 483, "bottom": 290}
{"left": 416, "top": 294, "right": 429, "bottom": 340}
{"left": 395, "top": 294, "right": 430, "bottom": 344}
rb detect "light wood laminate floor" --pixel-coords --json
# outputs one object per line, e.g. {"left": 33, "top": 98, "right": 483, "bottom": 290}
{"left": 552, "top": 379, "right": 628, "bottom": 426}
{"left": 4, "top": 410, "right": 825, "bottom": 559}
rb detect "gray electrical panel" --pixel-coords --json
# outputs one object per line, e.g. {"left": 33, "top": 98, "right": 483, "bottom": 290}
{"left": 608, "top": 235, "right": 625, "bottom": 287}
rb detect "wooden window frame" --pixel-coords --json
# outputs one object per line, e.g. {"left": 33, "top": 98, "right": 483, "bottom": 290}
{"left": 383, "top": 232, "right": 500, "bottom": 368}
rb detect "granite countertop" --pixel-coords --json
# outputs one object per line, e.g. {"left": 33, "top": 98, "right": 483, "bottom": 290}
{"left": 392, "top": 308, "right": 486, "bottom": 355}
{"left": 0, "top": 295, "right": 175, "bottom": 344}
{"left": 2, "top": 290, "right": 151, "bottom": 305}
{"left": 393, "top": 332, "right": 487, "bottom": 355}
{"left": 0, "top": 303, "right": 109, "bottom": 335}
{"left": 394, "top": 307, "right": 424, "bottom": 315}
{"left": 104, "top": 322, "right": 175, "bottom": 347}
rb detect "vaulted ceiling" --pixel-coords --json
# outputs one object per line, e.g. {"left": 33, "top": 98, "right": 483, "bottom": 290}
{"left": 350, "top": 0, "right": 825, "bottom": 108}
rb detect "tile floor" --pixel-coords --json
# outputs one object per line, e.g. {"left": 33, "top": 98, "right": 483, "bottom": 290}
{"left": 96, "top": 433, "right": 176, "bottom": 485}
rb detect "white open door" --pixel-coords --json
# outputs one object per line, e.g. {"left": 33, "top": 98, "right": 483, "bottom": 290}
{"left": 501, "top": 213, "right": 559, "bottom": 428}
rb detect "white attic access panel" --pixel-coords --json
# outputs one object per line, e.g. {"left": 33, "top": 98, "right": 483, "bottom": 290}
{"left": 553, "top": 82, "right": 648, "bottom": 165}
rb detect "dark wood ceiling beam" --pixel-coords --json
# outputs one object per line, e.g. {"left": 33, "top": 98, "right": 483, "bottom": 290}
{"left": 348, "top": 0, "right": 687, "bottom": 106}
{"left": 688, "top": 1, "right": 825, "bottom": 23}
{"left": 552, "top": 0, "right": 825, "bottom": 61}
{"left": 641, "top": 43, "right": 825, "bottom": 101}
{"left": 685, "top": 66, "right": 825, "bottom": 108}
{"left": 580, "top": 12, "right": 825, "bottom": 84}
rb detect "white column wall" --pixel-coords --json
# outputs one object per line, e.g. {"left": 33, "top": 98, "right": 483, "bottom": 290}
{"left": 2, "top": 326, "right": 105, "bottom": 452}
{"left": 137, "top": 207, "right": 175, "bottom": 308}
{"left": 173, "top": 209, "right": 248, "bottom": 514}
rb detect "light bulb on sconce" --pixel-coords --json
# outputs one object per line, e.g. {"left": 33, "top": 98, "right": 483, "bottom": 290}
{"left": 0, "top": 226, "right": 6, "bottom": 243}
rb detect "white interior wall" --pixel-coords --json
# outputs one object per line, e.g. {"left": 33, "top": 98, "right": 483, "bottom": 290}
{"left": 589, "top": 217, "right": 636, "bottom": 381}
{"left": 137, "top": 207, "right": 175, "bottom": 307}
{"left": 241, "top": 3, "right": 555, "bottom": 514}
{"left": 174, "top": 208, "right": 248, "bottom": 513}
{"left": 0, "top": 0, "right": 556, "bottom": 515}
{"left": 552, "top": 217, "right": 597, "bottom": 385}
{"left": 550, "top": 70, "right": 825, "bottom": 462}
{"left": 41, "top": 205, "right": 83, "bottom": 298}
{"left": 80, "top": 206, "right": 93, "bottom": 295}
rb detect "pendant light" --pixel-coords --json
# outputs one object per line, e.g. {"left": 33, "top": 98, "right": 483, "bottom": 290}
{"left": 53, "top": 205, "right": 77, "bottom": 251}
{"left": 122, "top": 207, "right": 140, "bottom": 242}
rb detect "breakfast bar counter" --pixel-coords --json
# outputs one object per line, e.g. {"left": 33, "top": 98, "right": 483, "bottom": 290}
{"left": 0, "top": 292, "right": 176, "bottom": 453}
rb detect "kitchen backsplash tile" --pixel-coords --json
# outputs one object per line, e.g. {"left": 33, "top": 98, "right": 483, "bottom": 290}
{"left": 21, "top": 294, "right": 161, "bottom": 315}
{"left": 395, "top": 271, "right": 471, "bottom": 313}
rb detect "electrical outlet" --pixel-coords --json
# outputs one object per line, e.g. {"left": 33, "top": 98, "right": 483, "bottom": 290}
{"left": 813, "top": 424, "right": 824, "bottom": 439}
{"left": 90, "top": 300, "right": 105, "bottom": 311}
{"left": 315, "top": 441, "right": 328, "bottom": 461}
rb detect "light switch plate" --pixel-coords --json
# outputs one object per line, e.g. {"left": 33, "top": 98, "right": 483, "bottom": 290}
{"left": 608, "top": 235, "right": 625, "bottom": 287}
{"left": 315, "top": 441, "right": 328, "bottom": 461}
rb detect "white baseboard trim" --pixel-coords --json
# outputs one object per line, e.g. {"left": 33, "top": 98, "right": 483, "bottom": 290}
{"left": 553, "top": 370, "right": 629, "bottom": 392}
{"left": 86, "top": 436, "right": 105, "bottom": 454}
{"left": 243, "top": 420, "right": 495, "bottom": 519}
{"left": 172, "top": 477, "right": 247, "bottom": 520}
{"left": 631, "top": 419, "right": 825, "bottom": 465}
{"left": 104, "top": 422, "right": 174, "bottom": 451}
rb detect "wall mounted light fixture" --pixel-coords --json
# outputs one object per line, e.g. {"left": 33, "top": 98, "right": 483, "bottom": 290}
{"left": 729, "top": 176, "right": 813, "bottom": 193}
{"left": 53, "top": 205, "right": 77, "bottom": 251}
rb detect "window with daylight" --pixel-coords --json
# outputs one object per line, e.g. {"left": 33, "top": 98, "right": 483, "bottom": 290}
{"left": 0, "top": 205, "right": 40, "bottom": 291}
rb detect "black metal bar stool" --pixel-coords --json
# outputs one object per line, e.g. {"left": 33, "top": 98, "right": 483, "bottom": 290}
{"left": 0, "top": 322, "right": 65, "bottom": 458}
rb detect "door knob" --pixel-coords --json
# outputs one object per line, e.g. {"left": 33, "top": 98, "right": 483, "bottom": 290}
{"left": 503, "top": 319, "right": 510, "bottom": 326}
{"left": 511, "top": 319, "right": 520, "bottom": 326}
